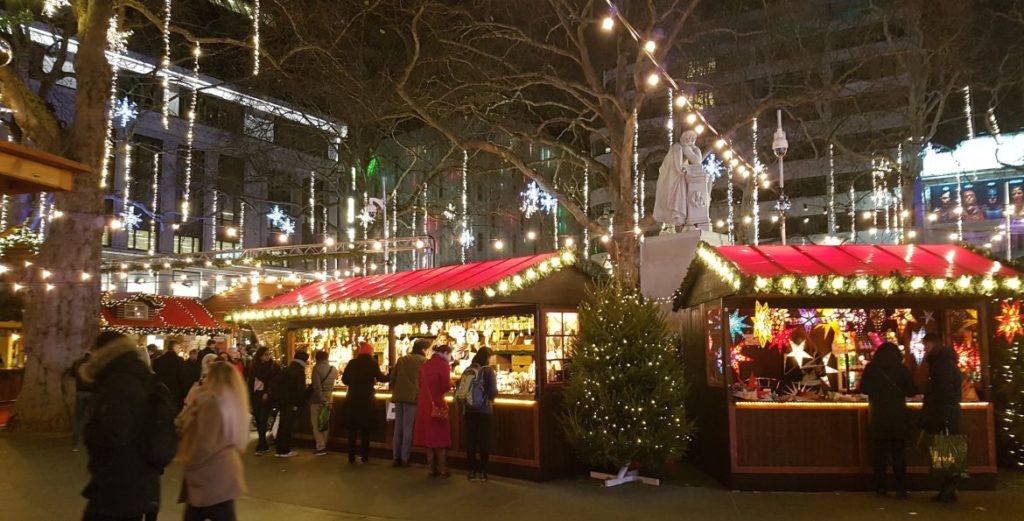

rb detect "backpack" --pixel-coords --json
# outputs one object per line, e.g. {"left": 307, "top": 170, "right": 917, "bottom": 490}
{"left": 141, "top": 377, "right": 178, "bottom": 469}
{"left": 455, "top": 366, "right": 480, "bottom": 408}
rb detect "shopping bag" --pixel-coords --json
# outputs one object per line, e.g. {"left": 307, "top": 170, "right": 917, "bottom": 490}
{"left": 928, "top": 431, "right": 969, "bottom": 477}
{"left": 386, "top": 402, "right": 396, "bottom": 421}
{"left": 270, "top": 413, "right": 280, "bottom": 439}
{"left": 317, "top": 404, "right": 331, "bottom": 432}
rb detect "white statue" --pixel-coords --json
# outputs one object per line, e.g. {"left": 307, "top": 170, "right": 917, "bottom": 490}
{"left": 653, "top": 129, "right": 709, "bottom": 230}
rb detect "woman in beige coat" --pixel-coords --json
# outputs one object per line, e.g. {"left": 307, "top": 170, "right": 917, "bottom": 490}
{"left": 177, "top": 361, "right": 250, "bottom": 521}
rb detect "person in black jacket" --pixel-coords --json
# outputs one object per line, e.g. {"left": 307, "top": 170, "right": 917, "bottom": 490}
{"left": 248, "top": 347, "right": 281, "bottom": 455}
{"left": 274, "top": 349, "right": 309, "bottom": 458}
{"left": 79, "top": 332, "right": 161, "bottom": 521}
{"left": 149, "top": 341, "right": 188, "bottom": 412}
{"left": 859, "top": 342, "right": 914, "bottom": 498}
{"left": 69, "top": 352, "right": 95, "bottom": 451}
{"left": 920, "top": 332, "right": 962, "bottom": 502}
{"left": 341, "top": 342, "right": 387, "bottom": 463}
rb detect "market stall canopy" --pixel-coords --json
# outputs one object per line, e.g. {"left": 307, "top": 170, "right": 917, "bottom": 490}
{"left": 229, "top": 249, "right": 586, "bottom": 323}
{"left": 0, "top": 140, "right": 88, "bottom": 194}
{"left": 674, "top": 242, "right": 1024, "bottom": 309}
{"left": 100, "top": 294, "right": 225, "bottom": 335}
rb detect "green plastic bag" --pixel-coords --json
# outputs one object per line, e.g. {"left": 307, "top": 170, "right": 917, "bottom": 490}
{"left": 928, "top": 432, "right": 968, "bottom": 477}
{"left": 317, "top": 404, "right": 331, "bottom": 432}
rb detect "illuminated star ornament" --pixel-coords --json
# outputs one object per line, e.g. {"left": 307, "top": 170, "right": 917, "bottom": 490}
{"left": 728, "top": 309, "right": 750, "bottom": 340}
{"left": 771, "top": 327, "right": 796, "bottom": 350}
{"left": 786, "top": 338, "right": 813, "bottom": 368}
{"left": 997, "top": 300, "right": 1023, "bottom": 342}
{"left": 796, "top": 309, "right": 820, "bottom": 333}
{"left": 954, "top": 341, "right": 981, "bottom": 377}
{"left": 112, "top": 97, "right": 139, "bottom": 128}
{"left": 753, "top": 301, "right": 774, "bottom": 347}
{"left": 890, "top": 308, "right": 914, "bottom": 335}
{"left": 519, "top": 182, "right": 557, "bottom": 218}
{"left": 730, "top": 344, "right": 750, "bottom": 375}
{"left": 921, "top": 310, "right": 935, "bottom": 325}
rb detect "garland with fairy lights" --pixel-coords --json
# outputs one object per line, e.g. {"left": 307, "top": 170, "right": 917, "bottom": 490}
{"left": 673, "top": 242, "right": 1024, "bottom": 310}
{"left": 0, "top": 227, "right": 42, "bottom": 257}
{"left": 228, "top": 249, "right": 579, "bottom": 323}
{"left": 101, "top": 250, "right": 364, "bottom": 274}
{"left": 100, "top": 293, "right": 227, "bottom": 335}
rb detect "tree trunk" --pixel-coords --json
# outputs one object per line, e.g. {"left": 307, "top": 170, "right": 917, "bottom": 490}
{"left": 8, "top": 1, "right": 113, "bottom": 432}
{"left": 607, "top": 113, "right": 640, "bottom": 285}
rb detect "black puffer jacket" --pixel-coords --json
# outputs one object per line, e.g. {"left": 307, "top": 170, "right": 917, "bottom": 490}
{"left": 920, "top": 345, "right": 962, "bottom": 434}
{"left": 80, "top": 338, "right": 162, "bottom": 517}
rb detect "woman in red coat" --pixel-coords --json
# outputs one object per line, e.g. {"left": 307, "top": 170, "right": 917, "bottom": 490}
{"left": 413, "top": 343, "right": 453, "bottom": 477}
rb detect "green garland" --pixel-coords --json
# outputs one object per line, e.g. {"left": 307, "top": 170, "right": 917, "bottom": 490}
{"left": 100, "top": 250, "right": 365, "bottom": 274}
{"left": 673, "top": 242, "right": 1024, "bottom": 309}
{"left": 101, "top": 325, "right": 228, "bottom": 336}
{"left": 0, "top": 227, "right": 42, "bottom": 257}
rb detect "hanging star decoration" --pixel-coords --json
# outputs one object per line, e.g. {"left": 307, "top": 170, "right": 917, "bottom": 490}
{"left": 753, "top": 301, "right": 774, "bottom": 347}
{"left": 703, "top": 153, "right": 725, "bottom": 183}
{"left": 771, "top": 327, "right": 796, "bottom": 350}
{"left": 959, "top": 308, "right": 979, "bottom": 333}
{"left": 910, "top": 328, "right": 927, "bottom": 364}
{"left": 921, "top": 309, "right": 936, "bottom": 325}
{"left": 728, "top": 309, "right": 750, "bottom": 340}
{"left": 112, "top": 97, "right": 139, "bottom": 128}
{"left": 730, "top": 344, "right": 750, "bottom": 375}
{"left": 890, "top": 308, "right": 914, "bottom": 335}
{"left": 815, "top": 308, "right": 841, "bottom": 338}
{"left": 869, "top": 309, "right": 887, "bottom": 332}
{"left": 519, "top": 182, "right": 557, "bottom": 218}
{"left": 786, "top": 338, "right": 813, "bottom": 368}
{"left": 796, "top": 309, "right": 820, "bottom": 333}
{"left": 954, "top": 341, "right": 981, "bottom": 378}
{"left": 997, "top": 300, "right": 1023, "bottom": 342}
{"left": 121, "top": 205, "right": 143, "bottom": 231}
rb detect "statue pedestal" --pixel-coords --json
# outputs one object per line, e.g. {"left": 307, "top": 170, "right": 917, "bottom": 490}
{"left": 640, "top": 230, "right": 729, "bottom": 301}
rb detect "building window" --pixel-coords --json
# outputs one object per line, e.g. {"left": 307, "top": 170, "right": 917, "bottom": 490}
{"left": 244, "top": 111, "right": 275, "bottom": 141}
{"left": 173, "top": 234, "right": 202, "bottom": 254}
{"left": 126, "top": 229, "right": 153, "bottom": 251}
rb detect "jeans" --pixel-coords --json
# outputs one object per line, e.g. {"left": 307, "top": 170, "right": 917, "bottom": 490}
{"left": 275, "top": 406, "right": 296, "bottom": 455}
{"left": 870, "top": 438, "right": 907, "bottom": 491}
{"left": 82, "top": 511, "right": 157, "bottom": 521}
{"left": 184, "top": 500, "right": 235, "bottom": 521}
{"left": 310, "top": 402, "right": 329, "bottom": 451}
{"left": 348, "top": 428, "right": 370, "bottom": 461}
{"left": 465, "top": 412, "right": 492, "bottom": 474}
{"left": 73, "top": 391, "right": 94, "bottom": 448}
{"left": 392, "top": 402, "right": 417, "bottom": 462}
{"left": 253, "top": 398, "right": 271, "bottom": 451}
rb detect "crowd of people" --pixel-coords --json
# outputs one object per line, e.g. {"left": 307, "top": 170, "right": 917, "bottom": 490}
{"left": 72, "top": 334, "right": 499, "bottom": 520}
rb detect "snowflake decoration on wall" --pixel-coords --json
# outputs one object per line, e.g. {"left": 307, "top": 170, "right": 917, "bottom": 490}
{"left": 266, "top": 205, "right": 296, "bottom": 235}
{"left": 121, "top": 205, "right": 143, "bottom": 231}
{"left": 113, "top": 97, "right": 139, "bottom": 128}
{"left": 519, "top": 182, "right": 557, "bottom": 218}
{"left": 728, "top": 309, "right": 750, "bottom": 340}
{"left": 703, "top": 153, "right": 724, "bottom": 183}
{"left": 442, "top": 203, "right": 456, "bottom": 221}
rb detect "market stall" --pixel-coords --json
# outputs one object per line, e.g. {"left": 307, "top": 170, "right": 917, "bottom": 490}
{"left": 672, "top": 243, "right": 1017, "bottom": 490}
{"left": 228, "top": 249, "right": 590, "bottom": 480}
{"left": 100, "top": 293, "right": 227, "bottom": 352}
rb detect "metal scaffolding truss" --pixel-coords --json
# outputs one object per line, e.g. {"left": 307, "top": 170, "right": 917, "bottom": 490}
{"left": 101, "top": 236, "right": 432, "bottom": 272}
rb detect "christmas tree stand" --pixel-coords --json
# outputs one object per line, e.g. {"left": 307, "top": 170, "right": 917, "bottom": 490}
{"left": 590, "top": 464, "right": 660, "bottom": 487}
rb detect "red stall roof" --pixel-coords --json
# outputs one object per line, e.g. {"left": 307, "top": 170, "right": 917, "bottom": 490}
{"left": 714, "top": 244, "right": 1019, "bottom": 279}
{"left": 101, "top": 294, "right": 224, "bottom": 333}
{"left": 255, "top": 251, "right": 562, "bottom": 309}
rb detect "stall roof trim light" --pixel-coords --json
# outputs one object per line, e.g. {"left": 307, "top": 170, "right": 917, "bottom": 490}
{"left": 686, "top": 243, "right": 1024, "bottom": 299}
{"left": 100, "top": 294, "right": 225, "bottom": 333}
{"left": 229, "top": 249, "right": 578, "bottom": 322}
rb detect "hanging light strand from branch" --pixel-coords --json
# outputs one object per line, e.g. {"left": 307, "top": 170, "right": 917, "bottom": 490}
{"left": 827, "top": 143, "right": 836, "bottom": 237}
{"left": 160, "top": 0, "right": 172, "bottom": 128}
{"left": 181, "top": 44, "right": 200, "bottom": 222}
{"left": 252, "top": 0, "right": 261, "bottom": 76}
{"left": 149, "top": 152, "right": 160, "bottom": 255}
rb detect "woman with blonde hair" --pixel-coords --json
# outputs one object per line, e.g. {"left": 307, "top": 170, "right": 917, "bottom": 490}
{"left": 177, "top": 361, "right": 251, "bottom": 520}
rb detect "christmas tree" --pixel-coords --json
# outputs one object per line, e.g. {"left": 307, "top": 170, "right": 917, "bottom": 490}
{"left": 562, "top": 281, "right": 693, "bottom": 471}
{"left": 996, "top": 338, "right": 1024, "bottom": 468}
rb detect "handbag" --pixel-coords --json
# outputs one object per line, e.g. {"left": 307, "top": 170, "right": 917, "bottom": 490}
{"left": 426, "top": 380, "right": 449, "bottom": 420}
{"left": 928, "top": 429, "right": 969, "bottom": 477}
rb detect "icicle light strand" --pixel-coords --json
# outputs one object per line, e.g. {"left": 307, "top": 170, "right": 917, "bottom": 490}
{"left": 632, "top": 109, "right": 640, "bottom": 232}
{"left": 160, "top": 0, "right": 172, "bottom": 128}
{"left": 149, "top": 152, "right": 160, "bottom": 254}
{"left": 460, "top": 150, "right": 469, "bottom": 264}
{"left": 120, "top": 144, "right": 133, "bottom": 231}
{"left": 963, "top": 85, "right": 975, "bottom": 140}
{"left": 827, "top": 143, "right": 836, "bottom": 236}
{"left": 309, "top": 172, "right": 316, "bottom": 234}
{"left": 252, "top": 0, "right": 261, "bottom": 76}
{"left": 100, "top": 67, "right": 119, "bottom": 189}
{"left": 181, "top": 44, "right": 200, "bottom": 222}
{"left": 751, "top": 117, "right": 760, "bottom": 245}
{"left": 849, "top": 183, "right": 856, "bottom": 242}
{"left": 0, "top": 194, "right": 8, "bottom": 230}
{"left": 583, "top": 163, "right": 590, "bottom": 254}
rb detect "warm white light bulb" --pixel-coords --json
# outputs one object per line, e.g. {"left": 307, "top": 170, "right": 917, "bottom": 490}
{"left": 644, "top": 40, "right": 656, "bottom": 53}
{"left": 601, "top": 16, "right": 614, "bottom": 31}
{"left": 647, "top": 73, "right": 660, "bottom": 87}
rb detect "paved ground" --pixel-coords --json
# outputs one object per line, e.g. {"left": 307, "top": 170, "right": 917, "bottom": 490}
{"left": 2, "top": 433, "right": 1023, "bottom": 521}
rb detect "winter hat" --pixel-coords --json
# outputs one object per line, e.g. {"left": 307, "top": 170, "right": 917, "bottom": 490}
{"left": 358, "top": 342, "right": 374, "bottom": 356}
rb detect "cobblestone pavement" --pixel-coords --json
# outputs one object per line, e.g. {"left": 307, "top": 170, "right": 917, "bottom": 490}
{"left": 2, "top": 433, "right": 1022, "bottom": 521}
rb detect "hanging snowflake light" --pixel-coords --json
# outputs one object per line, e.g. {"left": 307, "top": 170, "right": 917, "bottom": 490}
{"left": 267, "top": 205, "right": 296, "bottom": 236}
{"left": 121, "top": 205, "right": 143, "bottom": 231}
{"left": 278, "top": 218, "right": 296, "bottom": 236}
{"left": 458, "top": 229, "right": 475, "bottom": 247}
{"left": 703, "top": 153, "right": 724, "bottom": 183}
{"left": 520, "top": 182, "right": 557, "bottom": 218}
{"left": 112, "top": 97, "right": 139, "bottom": 128}
{"left": 442, "top": 203, "right": 456, "bottom": 221}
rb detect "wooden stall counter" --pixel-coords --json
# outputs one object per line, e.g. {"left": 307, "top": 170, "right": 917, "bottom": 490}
{"left": 297, "top": 390, "right": 544, "bottom": 480}
{"left": 728, "top": 401, "right": 996, "bottom": 491}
